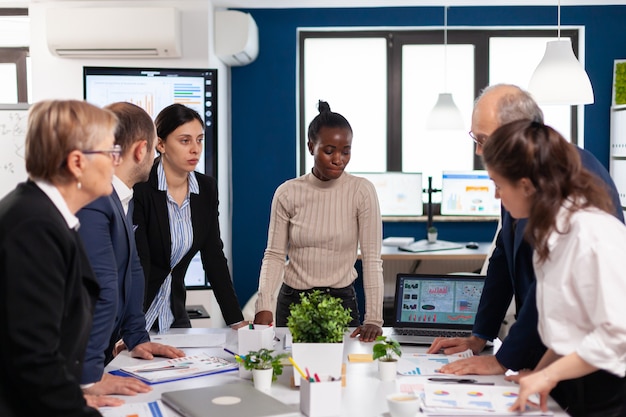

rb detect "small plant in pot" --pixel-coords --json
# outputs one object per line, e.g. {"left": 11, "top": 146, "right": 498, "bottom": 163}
{"left": 427, "top": 226, "right": 438, "bottom": 243}
{"left": 236, "top": 348, "right": 288, "bottom": 390}
{"left": 287, "top": 290, "right": 353, "bottom": 385}
{"left": 373, "top": 335, "right": 402, "bottom": 381}
{"left": 287, "top": 289, "right": 353, "bottom": 343}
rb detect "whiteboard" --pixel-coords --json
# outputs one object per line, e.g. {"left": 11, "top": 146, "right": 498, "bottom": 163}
{"left": 0, "top": 104, "right": 29, "bottom": 199}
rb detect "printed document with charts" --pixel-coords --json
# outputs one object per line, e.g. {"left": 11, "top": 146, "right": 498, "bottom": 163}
{"left": 422, "top": 382, "right": 553, "bottom": 416}
{"left": 118, "top": 352, "right": 237, "bottom": 383}
{"left": 397, "top": 349, "right": 474, "bottom": 375}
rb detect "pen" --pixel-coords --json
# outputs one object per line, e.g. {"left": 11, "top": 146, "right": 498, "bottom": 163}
{"left": 223, "top": 348, "right": 244, "bottom": 360}
{"left": 223, "top": 348, "right": 237, "bottom": 356}
{"left": 305, "top": 367, "right": 315, "bottom": 382}
{"left": 428, "top": 377, "right": 494, "bottom": 385}
{"left": 288, "top": 357, "right": 308, "bottom": 381}
{"left": 314, "top": 373, "right": 321, "bottom": 382}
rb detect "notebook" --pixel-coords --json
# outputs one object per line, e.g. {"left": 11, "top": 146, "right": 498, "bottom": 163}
{"left": 161, "top": 382, "right": 300, "bottom": 417}
{"left": 390, "top": 273, "right": 486, "bottom": 345}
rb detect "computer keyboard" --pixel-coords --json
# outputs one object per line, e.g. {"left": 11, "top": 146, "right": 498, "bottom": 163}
{"left": 394, "top": 328, "right": 471, "bottom": 338}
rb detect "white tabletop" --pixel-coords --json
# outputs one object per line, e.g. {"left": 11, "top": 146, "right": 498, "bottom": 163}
{"left": 104, "top": 327, "right": 566, "bottom": 416}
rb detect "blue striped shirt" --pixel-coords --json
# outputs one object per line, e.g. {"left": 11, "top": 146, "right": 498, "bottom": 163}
{"left": 157, "top": 161, "right": 198, "bottom": 269}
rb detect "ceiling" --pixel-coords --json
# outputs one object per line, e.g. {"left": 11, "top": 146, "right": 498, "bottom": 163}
{"left": 3, "top": 0, "right": 626, "bottom": 8}
{"left": 213, "top": 0, "right": 626, "bottom": 7}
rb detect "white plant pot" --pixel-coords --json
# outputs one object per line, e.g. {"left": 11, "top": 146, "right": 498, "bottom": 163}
{"left": 378, "top": 359, "right": 398, "bottom": 381}
{"left": 427, "top": 232, "right": 437, "bottom": 243}
{"left": 252, "top": 368, "right": 273, "bottom": 391}
{"left": 291, "top": 342, "right": 344, "bottom": 387}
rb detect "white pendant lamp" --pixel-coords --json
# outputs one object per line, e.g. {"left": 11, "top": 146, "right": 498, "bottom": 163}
{"left": 427, "top": 6, "right": 464, "bottom": 130}
{"left": 528, "top": 0, "right": 594, "bottom": 105}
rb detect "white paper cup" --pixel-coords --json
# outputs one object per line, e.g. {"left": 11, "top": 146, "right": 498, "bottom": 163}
{"left": 386, "top": 393, "right": 420, "bottom": 417}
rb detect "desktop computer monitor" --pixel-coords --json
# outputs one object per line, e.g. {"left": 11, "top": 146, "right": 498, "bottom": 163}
{"left": 83, "top": 66, "right": 217, "bottom": 179}
{"left": 84, "top": 66, "right": 217, "bottom": 290}
{"left": 352, "top": 172, "right": 423, "bottom": 216}
{"left": 440, "top": 170, "right": 500, "bottom": 216}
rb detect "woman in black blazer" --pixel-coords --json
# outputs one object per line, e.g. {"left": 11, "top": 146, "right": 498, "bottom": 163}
{"left": 0, "top": 100, "right": 122, "bottom": 416}
{"left": 133, "top": 104, "right": 244, "bottom": 331}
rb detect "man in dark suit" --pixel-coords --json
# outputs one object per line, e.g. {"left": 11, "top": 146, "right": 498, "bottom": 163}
{"left": 77, "top": 102, "right": 184, "bottom": 397}
{"left": 428, "top": 84, "right": 624, "bottom": 375}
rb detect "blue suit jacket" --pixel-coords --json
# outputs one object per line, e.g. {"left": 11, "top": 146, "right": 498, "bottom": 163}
{"left": 77, "top": 190, "right": 150, "bottom": 384}
{"left": 473, "top": 146, "right": 624, "bottom": 371}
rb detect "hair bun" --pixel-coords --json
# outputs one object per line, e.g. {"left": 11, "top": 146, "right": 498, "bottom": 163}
{"left": 317, "top": 100, "right": 331, "bottom": 114}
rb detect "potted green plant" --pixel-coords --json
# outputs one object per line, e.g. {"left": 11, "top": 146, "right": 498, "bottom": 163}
{"left": 427, "top": 226, "right": 438, "bottom": 243}
{"left": 372, "top": 335, "right": 402, "bottom": 381}
{"left": 236, "top": 348, "right": 288, "bottom": 391}
{"left": 287, "top": 290, "right": 352, "bottom": 386}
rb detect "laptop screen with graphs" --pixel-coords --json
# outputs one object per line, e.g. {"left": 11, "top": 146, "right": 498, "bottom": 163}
{"left": 440, "top": 170, "right": 500, "bottom": 216}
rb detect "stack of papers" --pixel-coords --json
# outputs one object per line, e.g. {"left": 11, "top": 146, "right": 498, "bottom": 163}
{"left": 383, "top": 236, "right": 415, "bottom": 247}
{"left": 100, "top": 400, "right": 166, "bottom": 417}
{"left": 422, "top": 383, "right": 552, "bottom": 416}
{"left": 118, "top": 352, "right": 237, "bottom": 384}
{"left": 149, "top": 332, "right": 225, "bottom": 348}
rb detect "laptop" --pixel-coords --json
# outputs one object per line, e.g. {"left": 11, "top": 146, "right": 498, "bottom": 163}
{"left": 390, "top": 273, "right": 486, "bottom": 345}
{"left": 161, "top": 382, "right": 300, "bottom": 417}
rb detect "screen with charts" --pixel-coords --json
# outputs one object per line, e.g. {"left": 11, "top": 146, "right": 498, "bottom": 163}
{"left": 352, "top": 172, "right": 423, "bottom": 216}
{"left": 84, "top": 67, "right": 217, "bottom": 289}
{"left": 440, "top": 170, "right": 500, "bottom": 216}
{"left": 83, "top": 66, "right": 217, "bottom": 179}
{"left": 398, "top": 277, "right": 484, "bottom": 325}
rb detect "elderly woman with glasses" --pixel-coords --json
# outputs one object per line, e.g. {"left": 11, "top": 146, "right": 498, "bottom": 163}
{"left": 0, "top": 100, "right": 124, "bottom": 416}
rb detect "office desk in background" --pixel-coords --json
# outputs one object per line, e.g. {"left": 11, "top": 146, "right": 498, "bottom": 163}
{"left": 375, "top": 242, "right": 491, "bottom": 261}
{"left": 103, "top": 327, "right": 566, "bottom": 417}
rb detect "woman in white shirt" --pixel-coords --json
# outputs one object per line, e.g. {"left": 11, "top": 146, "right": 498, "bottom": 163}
{"left": 482, "top": 119, "right": 626, "bottom": 417}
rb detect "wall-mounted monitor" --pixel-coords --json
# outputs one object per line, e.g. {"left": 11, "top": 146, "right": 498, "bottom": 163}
{"left": 83, "top": 66, "right": 217, "bottom": 178}
{"left": 352, "top": 172, "right": 423, "bottom": 216}
{"left": 440, "top": 170, "right": 500, "bottom": 216}
{"left": 84, "top": 66, "right": 217, "bottom": 290}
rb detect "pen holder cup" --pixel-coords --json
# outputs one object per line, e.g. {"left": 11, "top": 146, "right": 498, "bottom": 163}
{"left": 237, "top": 325, "right": 275, "bottom": 379}
{"left": 300, "top": 376, "right": 342, "bottom": 417}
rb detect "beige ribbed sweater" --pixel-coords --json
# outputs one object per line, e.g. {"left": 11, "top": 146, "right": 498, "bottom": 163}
{"left": 255, "top": 172, "right": 384, "bottom": 326}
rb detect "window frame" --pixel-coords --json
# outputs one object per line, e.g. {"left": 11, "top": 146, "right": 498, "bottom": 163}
{"left": 0, "top": 8, "right": 29, "bottom": 104}
{"left": 298, "top": 27, "right": 581, "bottom": 174}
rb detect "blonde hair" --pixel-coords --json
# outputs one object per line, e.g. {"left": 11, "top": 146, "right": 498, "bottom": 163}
{"left": 25, "top": 100, "right": 117, "bottom": 184}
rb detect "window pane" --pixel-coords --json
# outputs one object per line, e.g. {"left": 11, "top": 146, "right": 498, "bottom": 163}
{"left": 490, "top": 37, "right": 571, "bottom": 141}
{"left": 0, "top": 63, "right": 17, "bottom": 102}
{"left": 402, "top": 44, "right": 475, "bottom": 201}
{"left": 26, "top": 56, "right": 32, "bottom": 103}
{"left": 303, "top": 37, "right": 387, "bottom": 173}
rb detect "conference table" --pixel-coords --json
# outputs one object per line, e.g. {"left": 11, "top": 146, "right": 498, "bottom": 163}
{"left": 102, "top": 327, "right": 566, "bottom": 416}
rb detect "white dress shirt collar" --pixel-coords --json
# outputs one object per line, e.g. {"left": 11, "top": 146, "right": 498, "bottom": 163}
{"left": 112, "top": 175, "right": 133, "bottom": 215}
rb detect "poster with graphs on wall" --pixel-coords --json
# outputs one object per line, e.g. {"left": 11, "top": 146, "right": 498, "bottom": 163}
{"left": 0, "top": 104, "right": 29, "bottom": 199}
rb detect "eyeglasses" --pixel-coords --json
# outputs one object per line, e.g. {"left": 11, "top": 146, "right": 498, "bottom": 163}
{"left": 82, "top": 144, "right": 122, "bottom": 165}
{"left": 468, "top": 131, "right": 487, "bottom": 147}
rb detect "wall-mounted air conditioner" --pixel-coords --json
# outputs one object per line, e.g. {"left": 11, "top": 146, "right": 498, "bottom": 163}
{"left": 215, "top": 10, "right": 259, "bottom": 66}
{"left": 46, "top": 7, "right": 182, "bottom": 58}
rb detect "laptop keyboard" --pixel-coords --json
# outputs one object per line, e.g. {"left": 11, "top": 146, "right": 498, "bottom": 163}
{"left": 394, "top": 328, "right": 471, "bottom": 338}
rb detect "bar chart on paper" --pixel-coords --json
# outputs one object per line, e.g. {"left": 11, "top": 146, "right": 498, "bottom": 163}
{"left": 397, "top": 350, "right": 473, "bottom": 375}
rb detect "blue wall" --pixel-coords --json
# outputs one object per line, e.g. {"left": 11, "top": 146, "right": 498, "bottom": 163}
{"left": 229, "top": 5, "right": 626, "bottom": 306}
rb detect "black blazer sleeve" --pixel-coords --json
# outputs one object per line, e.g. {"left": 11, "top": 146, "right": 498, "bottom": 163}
{"left": 133, "top": 165, "right": 243, "bottom": 327}
{"left": 194, "top": 173, "right": 244, "bottom": 326}
{"left": 0, "top": 183, "right": 101, "bottom": 417}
